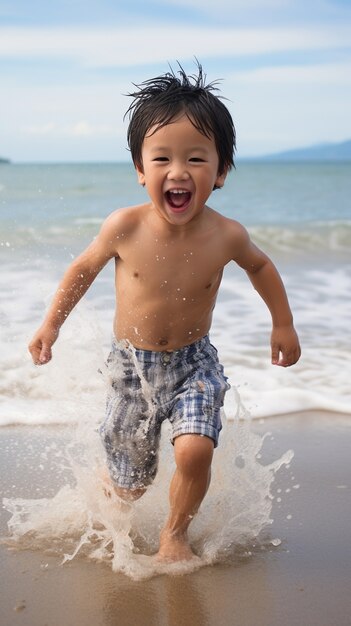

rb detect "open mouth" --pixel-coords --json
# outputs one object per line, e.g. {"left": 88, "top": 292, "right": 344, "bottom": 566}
{"left": 165, "top": 189, "right": 192, "bottom": 211}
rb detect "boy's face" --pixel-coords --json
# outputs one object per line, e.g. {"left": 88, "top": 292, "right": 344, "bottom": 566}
{"left": 136, "top": 115, "right": 227, "bottom": 227}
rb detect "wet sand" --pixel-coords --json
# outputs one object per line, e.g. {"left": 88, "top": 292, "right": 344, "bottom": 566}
{"left": 1, "top": 411, "right": 351, "bottom": 626}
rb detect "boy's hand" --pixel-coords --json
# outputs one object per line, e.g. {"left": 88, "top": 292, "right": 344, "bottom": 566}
{"left": 271, "top": 325, "right": 301, "bottom": 367}
{"left": 28, "top": 325, "right": 59, "bottom": 365}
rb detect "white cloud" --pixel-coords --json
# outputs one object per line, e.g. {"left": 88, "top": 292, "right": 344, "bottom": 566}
{"left": 230, "top": 62, "right": 351, "bottom": 85}
{"left": 71, "top": 121, "right": 118, "bottom": 136}
{"left": 148, "top": 0, "right": 351, "bottom": 22}
{"left": 22, "top": 120, "right": 119, "bottom": 137}
{"left": 225, "top": 62, "right": 351, "bottom": 155}
{"left": 163, "top": 0, "right": 291, "bottom": 9}
{"left": 1, "top": 21, "right": 350, "bottom": 160}
{"left": 0, "top": 25, "right": 350, "bottom": 67}
{"left": 24, "top": 123, "right": 57, "bottom": 135}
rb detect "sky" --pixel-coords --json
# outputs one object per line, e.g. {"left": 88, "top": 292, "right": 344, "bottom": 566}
{"left": 1, "top": 0, "right": 351, "bottom": 162}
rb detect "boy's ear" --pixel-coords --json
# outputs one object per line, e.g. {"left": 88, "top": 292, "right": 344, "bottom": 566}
{"left": 215, "top": 168, "right": 228, "bottom": 189}
{"left": 136, "top": 163, "right": 145, "bottom": 186}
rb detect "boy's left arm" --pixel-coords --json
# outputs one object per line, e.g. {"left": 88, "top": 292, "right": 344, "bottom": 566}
{"left": 248, "top": 260, "right": 301, "bottom": 366}
{"left": 230, "top": 224, "right": 301, "bottom": 367}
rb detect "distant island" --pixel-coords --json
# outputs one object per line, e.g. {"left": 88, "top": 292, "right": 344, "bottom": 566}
{"left": 0, "top": 157, "right": 11, "bottom": 164}
{"left": 258, "top": 139, "right": 351, "bottom": 162}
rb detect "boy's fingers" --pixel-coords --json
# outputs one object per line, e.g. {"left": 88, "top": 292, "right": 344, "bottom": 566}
{"left": 28, "top": 342, "right": 52, "bottom": 365}
{"left": 39, "top": 343, "right": 52, "bottom": 364}
{"left": 274, "top": 346, "right": 300, "bottom": 367}
{"left": 271, "top": 343, "right": 280, "bottom": 365}
{"left": 28, "top": 343, "right": 40, "bottom": 364}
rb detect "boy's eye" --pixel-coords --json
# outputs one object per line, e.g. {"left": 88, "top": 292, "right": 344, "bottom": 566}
{"left": 189, "top": 157, "right": 205, "bottom": 163}
{"left": 152, "top": 157, "right": 169, "bottom": 162}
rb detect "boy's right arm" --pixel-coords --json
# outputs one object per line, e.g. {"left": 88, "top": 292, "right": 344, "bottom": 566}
{"left": 28, "top": 213, "right": 120, "bottom": 365}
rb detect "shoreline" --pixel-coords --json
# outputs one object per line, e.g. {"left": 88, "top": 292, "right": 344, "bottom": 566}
{"left": 1, "top": 411, "right": 351, "bottom": 625}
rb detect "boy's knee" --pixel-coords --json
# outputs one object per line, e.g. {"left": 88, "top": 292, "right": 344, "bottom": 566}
{"left": 174, "top": 434, "right": 214, "bottom": 475}
{"left": 113, "top": 485, "right": 147, "bottom": 501}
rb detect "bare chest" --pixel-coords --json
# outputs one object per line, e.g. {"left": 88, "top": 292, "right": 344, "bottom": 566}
{"left": 116, "top": 238, "right": 223, "bottom": 296}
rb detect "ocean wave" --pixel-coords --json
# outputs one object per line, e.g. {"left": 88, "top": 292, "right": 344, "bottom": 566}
{"left": 1, "top": 221, "right": 351, "bottom": 255}
{"left": 1, "top": 352, "right": 350, "bottom": 427}
{"left": 248, "top": 221, "right": 351, "bottom": 254}
{"left": 0, "top": 223, "right": 100, "bottom": 249}
{"left": 74, "top": 217, "right": 104, "bottom": 225}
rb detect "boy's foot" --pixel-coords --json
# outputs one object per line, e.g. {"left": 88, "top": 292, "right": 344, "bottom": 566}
{"left": 156, "top": 530, "right": 198, "bottom": 563}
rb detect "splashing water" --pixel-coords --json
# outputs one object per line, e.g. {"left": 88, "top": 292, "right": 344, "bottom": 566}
{"left": 1, "top": 337, "right": 293, "bottom": 580}
{"left": 2, "top": 422, "right": 293, "bottom": 579}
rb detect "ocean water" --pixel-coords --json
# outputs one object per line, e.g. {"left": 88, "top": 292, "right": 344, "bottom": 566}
{"left": 1, "top": 161, "right": 350, "bottom": 425}
{"left": 1, "top": 161, "right": 350, "bottom": 577}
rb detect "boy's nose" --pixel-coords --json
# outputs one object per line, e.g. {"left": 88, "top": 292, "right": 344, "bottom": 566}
{"left": 167, "top": 162, "right": 190, "bottom": 180}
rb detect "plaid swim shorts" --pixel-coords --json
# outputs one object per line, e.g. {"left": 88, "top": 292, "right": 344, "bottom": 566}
{"left": 99, "top": 335, "right": 230, "bottom": 490}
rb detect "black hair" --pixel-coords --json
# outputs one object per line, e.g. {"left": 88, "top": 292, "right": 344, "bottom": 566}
{"left": 125, "top": 61, "right": 236, "bottom": 178}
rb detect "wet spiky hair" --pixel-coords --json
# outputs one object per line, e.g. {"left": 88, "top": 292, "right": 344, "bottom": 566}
{"left": 125, "top": 61, "right": 236, "bottom": 177}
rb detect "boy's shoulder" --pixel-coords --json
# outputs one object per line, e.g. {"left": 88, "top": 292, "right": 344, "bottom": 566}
{"left": 205, "top": 207, "right": 252, "bottom": 255}
{"left": 102, "top": 203, "right": 150, "bottom": 233}
{"left": 206, "top": 206, "right": 248, "bottom": 235}
{"left": 108, "top": 202, "right": 149, "bottom": 221}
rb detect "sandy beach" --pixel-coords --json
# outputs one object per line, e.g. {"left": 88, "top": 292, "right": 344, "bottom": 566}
{"left": 0, "top": 411, "right": 350, "bottom": 626}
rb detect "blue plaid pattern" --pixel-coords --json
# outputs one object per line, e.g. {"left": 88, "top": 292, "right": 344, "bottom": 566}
{"left": 99, "top": 336, "right": 230, "bottom": 489}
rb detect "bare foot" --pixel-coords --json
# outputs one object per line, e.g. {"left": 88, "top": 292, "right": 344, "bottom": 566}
{"left": 156, "top": 530, "right": 198, "bottom": 563}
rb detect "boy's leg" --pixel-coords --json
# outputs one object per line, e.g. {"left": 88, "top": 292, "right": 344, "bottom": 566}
{"left": 100, "top": 342, "right": 162, "bottom": 499}
{"left": 157, "top": 433, "right": 214, "bottom": 562}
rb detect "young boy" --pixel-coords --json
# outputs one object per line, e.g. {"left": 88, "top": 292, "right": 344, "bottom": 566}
{"left": 29, "top": 63, "right": 301, "bottom": 563}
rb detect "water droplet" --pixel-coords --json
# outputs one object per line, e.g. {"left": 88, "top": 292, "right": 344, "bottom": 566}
{"left": 271, "top": 538, "right": 281, "bottom": 546}
{"left": 235, "top": 455, "right": 245, "bottom": 469}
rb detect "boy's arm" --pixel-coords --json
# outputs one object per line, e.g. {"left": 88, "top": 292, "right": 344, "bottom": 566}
{"left": 230, "top": 223, "right": 301, "bottom": 367}
{"left": 29, "top": 215, "right": 119, "bottom": 365}
{"left": 247, "top": 260, "right": 301, "bottom": 366}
